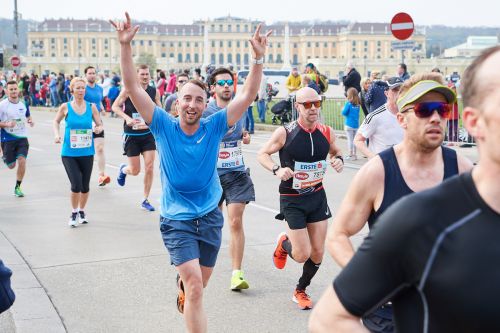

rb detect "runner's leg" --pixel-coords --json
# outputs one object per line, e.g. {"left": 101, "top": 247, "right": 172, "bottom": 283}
{"left": 94, "top": 137, "right": 106, "bottom": 177}
{"left": 227, "top": 202, "right": 246, "bottom": 270}
{"left": 142, "top": 150, "right": 155, "bottom": 199}
{"left": 16, "top": 156, "right": 26, "bottom": 182}
{"left": 176, "top": 259, "right": 207, "bottom": 333}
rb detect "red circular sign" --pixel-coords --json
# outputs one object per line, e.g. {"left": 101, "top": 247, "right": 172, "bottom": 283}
{"left": 10, "top": 56, "right": 21, "bottom": 67}
{"left": 391, "top": 12, "right": 414, "bottom": 40}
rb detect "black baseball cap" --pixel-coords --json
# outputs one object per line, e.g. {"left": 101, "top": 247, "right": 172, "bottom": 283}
{"left": 386, "top": 77, "right": 404, "bottom": 90}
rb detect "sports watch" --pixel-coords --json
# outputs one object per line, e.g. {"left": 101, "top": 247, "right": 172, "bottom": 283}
{"left": 272, "top": 164, "right": 281, "bottom": 175}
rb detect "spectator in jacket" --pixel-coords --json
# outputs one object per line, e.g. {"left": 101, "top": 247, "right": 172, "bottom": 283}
{"left": 359, "top": 77, "right": 371, "bottom": 116}
{"left": 342, "top": 62, "right": 361, "bottom": 95}
{"left": 286, "top": 67, "right": 301, "bottom": 94}
{"left": 302, "top": 75, "right": 321, "bottom": 94}
{"left": 365, "top": 74, "right": 388, "bottom": 113}
{"left": 397, "top": 63, "right": 411, "bottom": 81}
{"left": 342, "top": 87, "right": 361, "bottom": 160}
{"left": 165, "top": 69, "right": 177, "bottom": 96}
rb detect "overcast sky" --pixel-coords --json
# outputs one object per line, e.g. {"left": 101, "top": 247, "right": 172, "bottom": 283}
{"left": 2, "top": 0, "right": 500, "bottom": 27}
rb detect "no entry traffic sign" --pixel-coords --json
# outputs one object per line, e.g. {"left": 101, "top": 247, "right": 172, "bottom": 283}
{"left": 391, "top": 12, "right": 414, "bottom": 40}
{"left": 10, "top": 56, "right": 21, "bottom": 67}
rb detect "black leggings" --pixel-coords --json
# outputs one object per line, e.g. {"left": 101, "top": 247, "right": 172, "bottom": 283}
{"left": 62, "top": 156, "right": 94, "bottom": 193}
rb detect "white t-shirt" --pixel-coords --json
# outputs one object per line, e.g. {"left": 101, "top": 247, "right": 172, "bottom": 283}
{"left": 358, "top": 104, "right": 403, "bottom": 154}
{"left": 0, "top": 98, "right": 28, "bottom": 139}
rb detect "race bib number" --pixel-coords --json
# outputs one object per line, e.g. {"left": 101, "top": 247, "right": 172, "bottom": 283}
{"left": 70, "top": 129, "right": 92, "bottom": 149}
{"left": 132, "top": 112, "right": 148, "bottom": 130}
{"left": 217, "top": 141, "right": 244, "bottom": 169}
{"left": 6, "top": 119, "right": 25, "bottom": 135}
{"left": 292, "top": 160, "right": 327, "bottom": 189}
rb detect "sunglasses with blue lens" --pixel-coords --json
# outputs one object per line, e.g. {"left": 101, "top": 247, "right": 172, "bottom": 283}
{"left": 216, "top": 79, "right": 234, "bottom": 86}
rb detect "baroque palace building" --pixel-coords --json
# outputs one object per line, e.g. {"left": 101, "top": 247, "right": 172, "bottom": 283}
{"left": 24, "top": 16, "right": 426, "bottom": 77}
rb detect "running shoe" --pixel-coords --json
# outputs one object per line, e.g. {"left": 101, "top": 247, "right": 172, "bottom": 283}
{"left": 98, "top": 175, "right": 111, "bottom": 187}
{"left": 141, "top": 199, "right": 155, "bottom": 212}
{"left": 14, "top": 186, "right": 24, "bottom": 197}
{"left": 68, "top": 212, "right": 78, "bottom": 228}
{"left": 230, "top": 270, "right": 249, "bottom": 291}
{"left": 116, "top": 164, "right": 127, "bottom": 186}
{"left": 273, "top": 232, "right": 289, "bottom": 270}
{"left": 293, "top": 289, "right": 313, "bottom": 310}
{"left": 78, "top": 211, "right": 88, "bottom": 224}
{"left": 176, "top": 274, "right": 185, "bottom": 314}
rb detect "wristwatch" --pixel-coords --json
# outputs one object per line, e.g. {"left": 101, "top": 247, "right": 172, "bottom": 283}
{"left": 335, "top": 156, "right": 344, "bottom": 164}
{"left": 252, "top": 57, "right": 264, "bottom": 65}
{"left": 272, "top": 164, "right": 281, "bottom": 175}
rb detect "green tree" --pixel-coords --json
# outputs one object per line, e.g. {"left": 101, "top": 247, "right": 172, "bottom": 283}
{"left": 136, "top": 53, "right": 157, "bottom": 74}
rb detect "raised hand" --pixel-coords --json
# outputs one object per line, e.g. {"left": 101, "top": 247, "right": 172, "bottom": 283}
{"left": 249, "top": 24, "right": 273, "bottom": 60}
{"left": 109, "top": 12, "right": 140, "bottom": 45}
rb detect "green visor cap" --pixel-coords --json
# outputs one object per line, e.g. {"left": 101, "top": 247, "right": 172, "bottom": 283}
{"left": 397, "top": 80, "right": 457, "bottom": 111}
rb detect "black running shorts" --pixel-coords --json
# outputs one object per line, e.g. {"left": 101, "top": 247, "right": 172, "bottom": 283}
{"left": 1, "top": 138, "right": 29, "bottom": 166}
{"left": 123, "top": 133, "right": 156, "bottom": 157}
{"left": 279, "top": 189, "right": 332, "bottom": 230}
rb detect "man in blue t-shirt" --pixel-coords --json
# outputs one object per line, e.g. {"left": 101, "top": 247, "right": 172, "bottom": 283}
{"left": 111, "top": 12, "right": 271, "bottom": 332}
{"left": 84, "top": 66, "right": 110, "bottom": 186}
{"left": 203, "top": 67, "right": 255, "bottom": 291}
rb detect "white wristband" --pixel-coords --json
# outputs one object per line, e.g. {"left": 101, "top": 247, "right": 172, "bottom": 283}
{"left": 252, "top": 57, "right": 264, "bottom": 65}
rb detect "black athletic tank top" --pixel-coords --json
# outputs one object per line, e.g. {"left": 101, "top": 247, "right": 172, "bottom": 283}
{"left": 278, "top": 121, "right": 331, "bottom": 195}
{"left": 367, "top": 146, "right": 458, "bottom": 227}
{"left": 123, "top": 85, "right": 156, "bottom": 134}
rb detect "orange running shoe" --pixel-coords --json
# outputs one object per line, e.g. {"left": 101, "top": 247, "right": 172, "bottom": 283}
{"left": 176, "top": 274, "right": 185, "bottom": 314}
{"left": 98, "top": 175, "right": 111, "bottom": 187}
{"left": 293, "top": 289, "right": 313, "bottom": 310}
{"left": 273, "top": 232, "right": 289, "bottom": 269}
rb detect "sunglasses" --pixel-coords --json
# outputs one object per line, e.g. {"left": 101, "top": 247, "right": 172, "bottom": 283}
{"left": 298, "top": 100, "right": 322, "bottom": 109}
{"left": 401, "top": 102, "right": 451, "bottom": 119}
{"left": 216, "top": 79, "right": 234, "bottom": 86}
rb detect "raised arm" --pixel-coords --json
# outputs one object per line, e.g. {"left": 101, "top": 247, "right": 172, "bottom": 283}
{"left": 110, "top": 13, "right": 155, "bottom": 124}
{"left": 226, "top": 25, "right": 272, "bottom": 127}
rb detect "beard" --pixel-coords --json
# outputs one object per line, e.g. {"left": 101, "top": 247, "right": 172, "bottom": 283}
{"left": 217, "top": 91, "right": 232, "bottom": 102}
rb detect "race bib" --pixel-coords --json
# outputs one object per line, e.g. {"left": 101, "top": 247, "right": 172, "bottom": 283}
{"left": 6, "top": 119, "right": 25, "bottom": 135}
{"left": 292, "top": 160, "right": 327, "bottom": 189}
{"left": 217, "top": 140, "right": 244, "bottom": 169}
{"left": 132, "top": 112, "right": 148, "bottom": 130}
{"left": 70, "top": 129, "right": 92, "bottom": 149}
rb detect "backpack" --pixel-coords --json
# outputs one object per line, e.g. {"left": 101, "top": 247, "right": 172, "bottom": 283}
{"left": 317, "top": 73, "right": 329, "bottom": 93}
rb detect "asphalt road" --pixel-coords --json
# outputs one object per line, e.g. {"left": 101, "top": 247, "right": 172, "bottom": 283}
{"left": 0, "top": 109, "right": 477, "bottom": 332}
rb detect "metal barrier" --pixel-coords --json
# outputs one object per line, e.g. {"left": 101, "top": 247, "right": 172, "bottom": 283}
{"left": 276, "top": 96, "right": 475, "bottom": 146}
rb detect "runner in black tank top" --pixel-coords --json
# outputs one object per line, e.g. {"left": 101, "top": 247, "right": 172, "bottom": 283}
{"left": 111, "top": 65, "right": 161, "bottom": 212}
{"left": 312, "top": 47, "right": 500, "bottom": 332}
{"left": 325, "top": 74, "right": 474, "bottom": 332}
{"left": 258, "top": 87, "right": 344, "bottom": 310}
{"left": 123, "top": 85, "right": 156, "bottom": 135}
{"left": 278, "top": 120, "right": 331, "bottom": 196}
{"left": 367, "top": 146, "right": 458, "bottom": 227}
